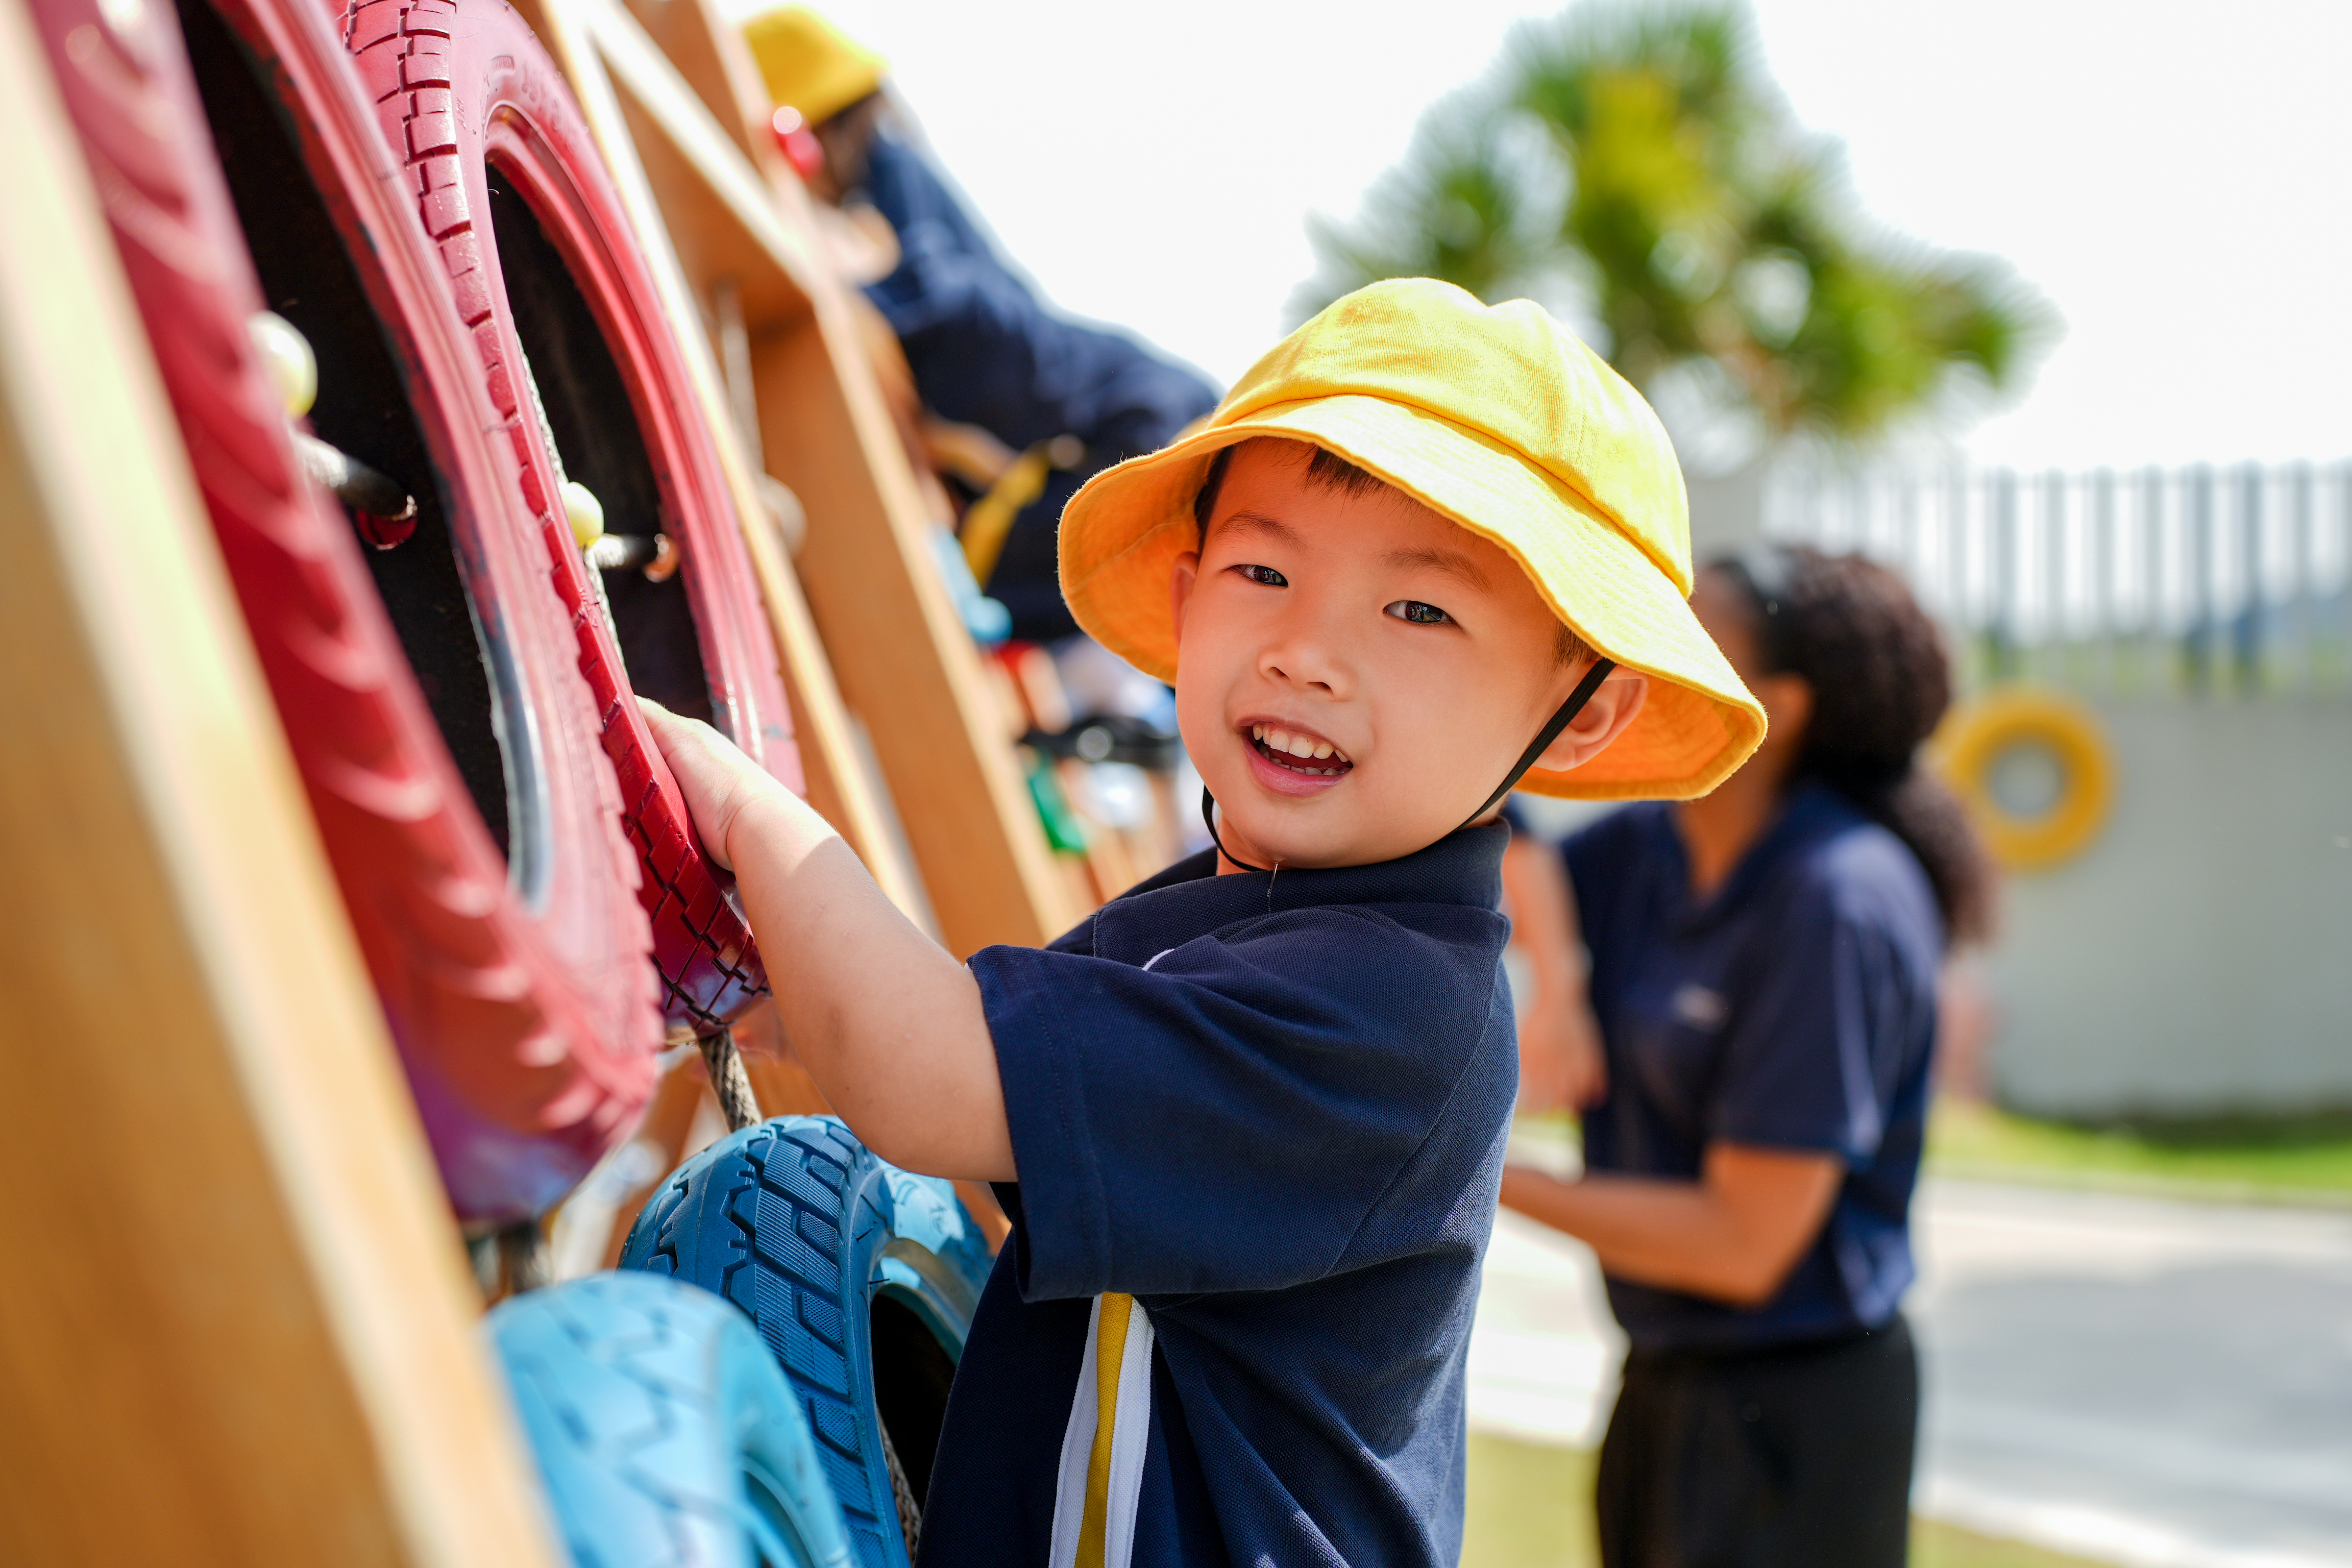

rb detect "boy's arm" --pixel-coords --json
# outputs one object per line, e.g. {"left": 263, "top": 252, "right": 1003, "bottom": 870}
{"left": 643, "top": 701, "right": 1014, "bottom": 1182}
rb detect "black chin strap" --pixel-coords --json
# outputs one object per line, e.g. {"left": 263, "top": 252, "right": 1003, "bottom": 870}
{"left": 1200, "top": 783, "right": 1272, "bottom": 874}
{"left": 1458, "top": 657, "right": 1615, "bottom": 829}
{"left": 1199, "top": 658, "right": 1618, "bottom": 874}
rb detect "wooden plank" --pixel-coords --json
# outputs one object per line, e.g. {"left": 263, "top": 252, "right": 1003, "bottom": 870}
{"left": 619, "top": 0, "right": 773, "bottom": 170}
{"left": 548, "top": 0, "right": 1078, "bottom": 954}
{"left": 0, "top": 9, "right": 560, "bottom": 1563}
{"left": 507, "top": 0, "right": 927, "bottom": 924}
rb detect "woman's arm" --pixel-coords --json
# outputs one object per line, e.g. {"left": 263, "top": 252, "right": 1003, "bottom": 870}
{"left": 1499, "top": 832, "right": 1607, "bottom": 1111}
{"left": 643, "top": 701, "right": 1014, "bottom": 1182}
{"left": 1499, "top": 1143, "right": 1842, "bottom": 1307}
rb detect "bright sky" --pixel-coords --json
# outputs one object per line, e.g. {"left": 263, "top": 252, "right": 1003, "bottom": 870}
{"left": 749, "top": 0, "right": 2352, "bottom": 471}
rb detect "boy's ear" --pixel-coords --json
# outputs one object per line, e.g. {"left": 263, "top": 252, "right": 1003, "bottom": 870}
{"left": 1534, "top": 666, "right": 1649, "bottom": 774}
{"left": 1169, "top": 550, "right": 1202, "bottom": 640}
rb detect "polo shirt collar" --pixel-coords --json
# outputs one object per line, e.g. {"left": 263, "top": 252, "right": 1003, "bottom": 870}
{"left": 1658, "top": 781, "right": 1861, "bottom": 933}
{"left": 1077, "top": 821, "right": 1509, "bottom": 968}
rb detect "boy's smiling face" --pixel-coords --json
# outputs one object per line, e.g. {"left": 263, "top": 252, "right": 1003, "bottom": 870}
{"left": 1171, "top": 439, "right": 1647, "bottom": 871}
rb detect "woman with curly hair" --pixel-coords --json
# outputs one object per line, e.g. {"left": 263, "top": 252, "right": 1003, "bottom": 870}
{"left": 1499, "top": 545, "right": 1996, "bottom": 1568}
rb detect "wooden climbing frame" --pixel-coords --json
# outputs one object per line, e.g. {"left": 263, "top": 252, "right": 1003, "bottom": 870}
{"left": 510, "top": 0, "right": 1081, "bottom": 956}
{"left": 0, "top": 0, "right": 1072, "bottom": 1553}
{"left": 0, "top": 4, "right": 559, "bottom": 1555}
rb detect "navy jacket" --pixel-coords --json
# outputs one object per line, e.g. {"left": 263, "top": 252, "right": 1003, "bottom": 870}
{"left": 917, "top": 825, "right": 1519, "bottom": 1567}
{"left": 856, "top": 132, "right": 1218, "bottom": 640}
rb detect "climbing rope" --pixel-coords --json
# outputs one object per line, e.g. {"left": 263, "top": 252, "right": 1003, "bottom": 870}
{"left": 697, "top": 1026, "right": 764, "bottom": 1134}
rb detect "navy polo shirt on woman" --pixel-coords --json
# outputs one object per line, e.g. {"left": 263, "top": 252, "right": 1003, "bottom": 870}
{"left": 916, "top": 824, "right": 1519, "bottom": 1568}
{"left": 1564, "top": 785, "right": 1942, "bottom": 1354}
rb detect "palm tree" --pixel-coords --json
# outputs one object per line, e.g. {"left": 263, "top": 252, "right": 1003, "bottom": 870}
{"left": 1294, "top": 4, "right": 2050, "bottom": 448}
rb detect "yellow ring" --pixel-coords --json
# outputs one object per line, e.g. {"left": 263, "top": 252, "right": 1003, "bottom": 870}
{"left": 1929, "top": 689, "right": 2115, "bottom": 872}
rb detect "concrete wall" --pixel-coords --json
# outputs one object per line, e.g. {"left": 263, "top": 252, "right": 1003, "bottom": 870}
{"left": 1987, "top": 699, "right": 2352, "bottom": 1118}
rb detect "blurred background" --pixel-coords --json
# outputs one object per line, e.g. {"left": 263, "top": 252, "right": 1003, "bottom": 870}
{"left": 751, "top": 3, "right": 2352, "bottom": 1564}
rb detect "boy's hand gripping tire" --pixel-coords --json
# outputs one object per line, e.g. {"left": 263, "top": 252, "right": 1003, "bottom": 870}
{"left": 489, "top": 1272, "right": 857, "bottom": 1568}
{"left": 28, "top": 0, "right": 666, "bottom": 1219}
{"left": 619, "top": 1118, "right": 997, "bottom": 1568}
{"left": 341, "top": 0, "right": 805, "bottom": 1036}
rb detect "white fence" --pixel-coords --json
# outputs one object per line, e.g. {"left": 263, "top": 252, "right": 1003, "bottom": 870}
{"left": 1762, "top": 462, "right": 2352, "bottom": 698}
{"left": 1761, "top": 460, "right": 2352, "bottom": 1117}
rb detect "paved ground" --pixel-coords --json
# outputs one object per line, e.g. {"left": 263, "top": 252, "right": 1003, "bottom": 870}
{"left": 1467, "top": 1177, "right": 2352, "bottom": 1567}
{"left": 1910, "top": 1181, "right": 2352, "bottom": 1568}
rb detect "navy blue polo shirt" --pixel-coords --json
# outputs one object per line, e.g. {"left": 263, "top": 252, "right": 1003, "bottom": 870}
{"left": 1564, "top": 786, "right": 1942, "bottom": 1354}
{"left": 917, "top": 824, "right": 1519, "bottom": 1568}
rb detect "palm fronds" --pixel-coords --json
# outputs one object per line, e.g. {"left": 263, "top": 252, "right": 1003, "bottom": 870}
{"left": 1297, "top": 3, "right": 2055, "bottom": 448}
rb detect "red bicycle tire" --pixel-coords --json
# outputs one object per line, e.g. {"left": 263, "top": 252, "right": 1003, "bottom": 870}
{"left": 343, "top": 0, "right": 803, "bottom": 1037}
{"left": 33, "top": 0, "right": 663, "bottom": 1220}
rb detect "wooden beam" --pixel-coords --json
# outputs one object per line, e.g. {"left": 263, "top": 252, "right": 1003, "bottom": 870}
{"left": 545, "top": 0, "right": 1077, "bottom": 953}
{"left": 619, "top": 0, "right": 773, "bottom": 170}
{"left": 508, "top": 0, "right": 928, "bottom": 924}
{"left": 0, "top": 8, "right": 560, "bottom": 1563}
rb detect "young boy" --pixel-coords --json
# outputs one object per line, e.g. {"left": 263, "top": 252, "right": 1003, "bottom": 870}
{"left": 645, "top": 278, "right": 1763, "bottom": 1566}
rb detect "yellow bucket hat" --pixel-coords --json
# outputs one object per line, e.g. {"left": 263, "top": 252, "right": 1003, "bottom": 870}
{"left": 1058, "top": 278, "right": 1765, "bottom": 800}
{"left": 741, "top": 6, "right": 886, "bottom": 125}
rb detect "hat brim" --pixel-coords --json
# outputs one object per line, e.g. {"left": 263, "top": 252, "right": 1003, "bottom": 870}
{"left": 1058, "top": 396, "right": 1765, "bottom": 800}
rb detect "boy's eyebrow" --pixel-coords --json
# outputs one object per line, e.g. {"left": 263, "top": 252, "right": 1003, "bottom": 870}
{"left": 1384, "top": 546, "right": 1492, "bottom": 591}
{"left": 1214, "top": 511, "right": 1301, "bottom": 546}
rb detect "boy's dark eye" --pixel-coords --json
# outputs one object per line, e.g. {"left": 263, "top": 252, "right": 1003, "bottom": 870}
{"left": 1386, "top": 600, "right": 1453, "bottom": 625}
{"left": 1235, "top": 564, "right": 1288, "bottom": 587}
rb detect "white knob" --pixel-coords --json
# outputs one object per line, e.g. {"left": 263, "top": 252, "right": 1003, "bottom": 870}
{"left": 563, "top": 480, "right": 605, "bottom": 549}
{"left": 247, "top": 311, "right": 316, "bottom": 419}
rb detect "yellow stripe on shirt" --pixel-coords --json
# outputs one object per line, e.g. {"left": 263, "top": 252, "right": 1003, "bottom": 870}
{"left": 1075, "top": 1291, "right": 1136, "bottom": 1568}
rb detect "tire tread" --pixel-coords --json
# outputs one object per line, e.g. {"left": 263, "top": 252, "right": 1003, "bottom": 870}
{"left": 34, "top": 0, "right": 661, "bottom": 1220}
{"left": 626, "top": 1120, "right": 909, "bottom": 1568}
{"left": 346, "top": 0, "right": 783, "bottom": 1035}
{"left": 492, "top": 1273, "right": 856, "bottom": 1568}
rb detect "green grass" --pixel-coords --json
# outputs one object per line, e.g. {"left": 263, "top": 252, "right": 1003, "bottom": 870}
{"left": 1517, "top": 1102, "right": 2352, "bottom": 1206}
{"left": 1913, "top": 1516, "right": 2117, "bottom": 1568}
{"left": 1463, "top": 1432, "right": 1599, "bottom": 1568}
{"left": 1462, "top": 1432, "right": 2112, "bottom": 1568}
{"left": 1928, "top": 1098, "right": 2352, "bottom": 1204}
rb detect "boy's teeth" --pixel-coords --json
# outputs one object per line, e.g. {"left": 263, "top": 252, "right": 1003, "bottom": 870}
{"left": 1249, "top": 724, "right": 1349, "bottom": 768}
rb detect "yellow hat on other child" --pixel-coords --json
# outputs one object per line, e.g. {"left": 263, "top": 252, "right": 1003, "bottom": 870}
{"left": 741, "top": 6, "right": 885, "bottom": 125}
{"left": 1057, "top": 278, "right": 1766, "bottom": 801}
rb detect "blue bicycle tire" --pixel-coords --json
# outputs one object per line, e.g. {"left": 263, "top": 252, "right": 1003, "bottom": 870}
{"left": 489, "top": 1272, "right": 855, "bottom": 1568}
{"left": 620, "top": 1117, "right": 995, "bottom": 1568}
